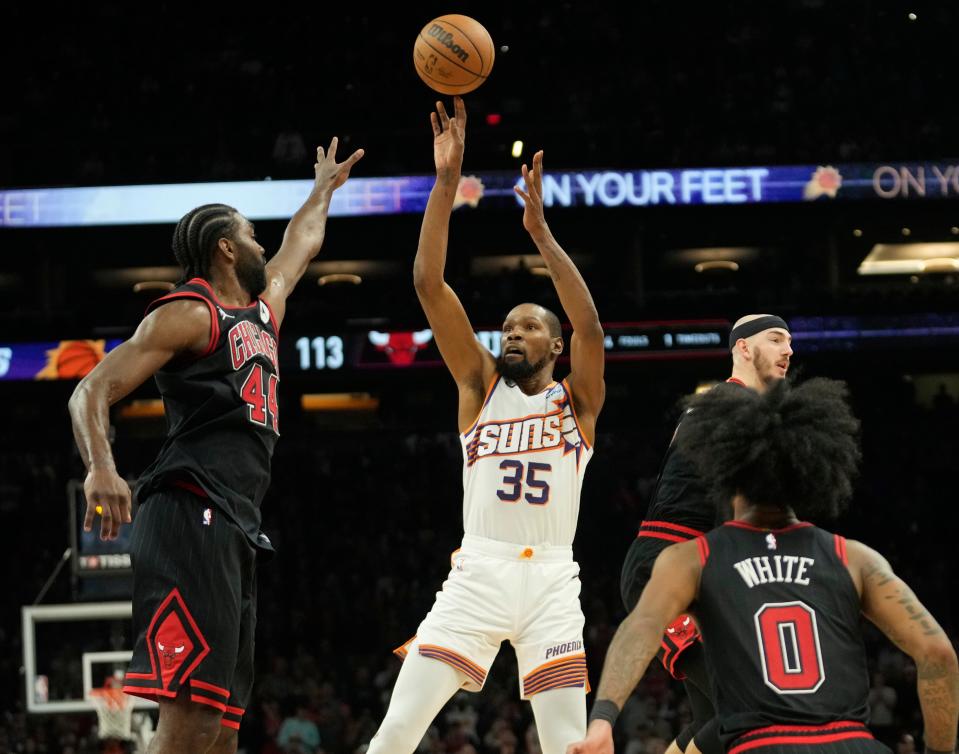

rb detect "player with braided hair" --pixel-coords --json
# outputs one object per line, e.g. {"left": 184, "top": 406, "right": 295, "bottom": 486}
{"left": 69, "top": 138, "right": 363, "bottom": 753}
{"left": 171, "top": 203, "right": 240, "bottom": 283}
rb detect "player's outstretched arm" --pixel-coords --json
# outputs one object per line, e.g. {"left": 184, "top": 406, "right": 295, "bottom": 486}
{"left": 567, "top": 541, "right": 701, "bottom": 754}
{"left": 514, "top": 150, "right": 604, "bottom": 440}
{"left": 68, "top": 301, "right": 211, "bottom": 540}
{"left": 848, "top": 540, "right": 959, "bottom": 752}
{"left": 413, "top": 97, "right": 495, "bottom": 419}
{"left": 263, "top": 137, "right": 365, "bottom": 328}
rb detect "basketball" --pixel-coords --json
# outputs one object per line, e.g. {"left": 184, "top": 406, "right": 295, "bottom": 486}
{"left": 413, "top": 15, "right": 495, "bottom": 95}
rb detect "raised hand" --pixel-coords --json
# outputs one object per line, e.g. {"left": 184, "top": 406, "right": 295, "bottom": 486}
{"left": 313, "top": 136, "right": 365, "bottom": 196}
{"left": 513, "top": 150, "right": 549, "bottom": 240}
{"left": 431, "top": 96, "right": 466, "bottom": 177}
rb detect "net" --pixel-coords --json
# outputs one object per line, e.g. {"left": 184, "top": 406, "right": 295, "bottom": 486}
{"left": 89, "top": 686, "right": 134, "bottom": 741}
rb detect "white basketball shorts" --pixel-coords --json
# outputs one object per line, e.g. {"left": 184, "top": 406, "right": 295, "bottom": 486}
{"left": 394, "top": 534, "right": 588, "bottom": 699}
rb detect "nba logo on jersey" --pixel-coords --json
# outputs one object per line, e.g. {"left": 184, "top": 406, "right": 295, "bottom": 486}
{"left": 202, "top": 508, "right": 212, "bottom": 526}
{"left": 766, "top": 532, "right": 777, "bottom": 550}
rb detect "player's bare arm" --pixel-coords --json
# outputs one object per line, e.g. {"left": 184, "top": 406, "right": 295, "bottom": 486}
{"left": 567, "top": 542, "right": 701, "bottom": 754}
{"left": 262, "top": 137, "right": 365, "bottom": 327}
{"left": 847, "top": 540, "right": 959, "bottom": 752}
{"left": 412, "top": 96, "right": 496, "bottom": 431}
{"left": 68, "top": 300, "right": 212, "bottom": 541}
{"left": 514, "top": 150, "right": 605, "bottom": 443}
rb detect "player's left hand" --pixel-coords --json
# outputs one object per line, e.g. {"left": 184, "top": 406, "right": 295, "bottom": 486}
{"left": 565, "top": 720, "right": 614, "bottom": 754}
{"left": 513, "top": 149, "right": 550, "bottom": 241}
{"left": 313, "top": 137, "right": 365, "bottom": 196}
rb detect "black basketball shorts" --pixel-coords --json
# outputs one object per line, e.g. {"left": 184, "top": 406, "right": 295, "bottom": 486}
{"left": 121, "top": 486, "right": 257, "bottom": 731}
{"left": 727, "top": 722, "right": 893, "bottom": 754}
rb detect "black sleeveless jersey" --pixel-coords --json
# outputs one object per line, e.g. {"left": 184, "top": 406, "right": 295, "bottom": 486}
{"left": 695, "top": 521, "right": 869, "bottom": 742}
{"left": 636, "top": 381, "right": 748, "bottom": 550}
{"left": 135, "top": 278, "right": 281, "bottom": 550}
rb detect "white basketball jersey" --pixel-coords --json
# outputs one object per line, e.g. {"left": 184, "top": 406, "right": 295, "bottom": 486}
{"left": 460, "top": 377, "right": 593, "bottom": 546}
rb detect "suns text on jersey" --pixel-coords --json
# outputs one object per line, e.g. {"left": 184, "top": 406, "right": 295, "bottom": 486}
{"left": 468, "top": 411, "right": 565, "bottom": 464}
{"left": 228, "top": 320, "right": 279, "bottom": 373}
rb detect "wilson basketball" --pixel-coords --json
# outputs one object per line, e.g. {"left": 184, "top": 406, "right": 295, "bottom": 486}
{"left": 413, "top": 15, "right": 495, "bottom": 95}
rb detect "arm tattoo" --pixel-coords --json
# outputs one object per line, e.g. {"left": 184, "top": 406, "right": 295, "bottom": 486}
{"left": 594, "top": 615, "right": 662, "bottom": 707}
{"left": 896, "top": 590, "right": 942, "bottom": 637}
{"left": 917, "top": 661, "right": 959, "bottom": 751}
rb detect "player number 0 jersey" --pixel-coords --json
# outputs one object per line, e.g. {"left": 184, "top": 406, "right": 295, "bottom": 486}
{"left": 460, "top": 377, "right": 593, "bottom": 546}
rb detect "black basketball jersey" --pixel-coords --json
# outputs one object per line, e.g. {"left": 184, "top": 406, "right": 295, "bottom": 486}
{"left": 636, "top": 380, "right": 748, "bottom": 548}
{"left": 135, "top": 278, "right": 281, "bottom": 550}
{"left": 695, "top": 521, "right": 869, "bottom": 742}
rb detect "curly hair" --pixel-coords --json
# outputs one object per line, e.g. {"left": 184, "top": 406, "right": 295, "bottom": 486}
{"left": 676, "top": 378, "right": 861, "bottom": 521}
{"left": 172, "top": 203, "right": 239, "bottom": 283}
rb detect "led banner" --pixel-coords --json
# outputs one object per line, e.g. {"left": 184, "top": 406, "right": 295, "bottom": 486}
{"left": 0, "top": 340, "right": 122, "bottom": 381}
{"left": 3, "top": 161, "right": 958, "bottom": 227}
{"left": 4, "top": 314, "right": 959, "bottom": 380}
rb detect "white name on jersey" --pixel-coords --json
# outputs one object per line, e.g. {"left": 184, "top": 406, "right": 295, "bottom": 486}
{"left": 734, "top": 555, "right": 814, "bottom": 588}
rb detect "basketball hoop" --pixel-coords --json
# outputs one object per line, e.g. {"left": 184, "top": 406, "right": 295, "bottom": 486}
{"left": 89, "top": 684, "right": 134, "bottom": 742}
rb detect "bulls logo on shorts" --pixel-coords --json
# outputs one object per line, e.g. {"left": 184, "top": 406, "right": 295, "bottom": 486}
{"left": 145, "top": 588, "right": 210, "bottom": 693}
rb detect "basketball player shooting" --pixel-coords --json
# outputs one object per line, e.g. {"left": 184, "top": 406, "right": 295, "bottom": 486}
{"left": 68, "top": 138, "right": 362, "bottom": 753}
{"left": 568, "top": 380, "right": 959, "bottom": 754}
{"left": 366, "top": 97, "right": 605, "bottom": 754}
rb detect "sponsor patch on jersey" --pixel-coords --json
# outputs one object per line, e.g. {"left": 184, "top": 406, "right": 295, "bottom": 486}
{"left": 546, "top": 384, "right": 565, "bottom": 400}
{"left": 259, "top": 301, "right": 270, "bottom": 325}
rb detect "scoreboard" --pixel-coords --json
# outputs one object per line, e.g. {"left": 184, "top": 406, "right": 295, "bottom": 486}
{"left": 289, "top": 320, "right": 730, "bottom": 372}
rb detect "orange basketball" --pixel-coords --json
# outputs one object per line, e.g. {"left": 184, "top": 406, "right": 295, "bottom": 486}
{"left": 57, "top": 341, "right": 103, "bottom": 379}
{"left": 413, "top": 15, "right": 495, "bottom": 95}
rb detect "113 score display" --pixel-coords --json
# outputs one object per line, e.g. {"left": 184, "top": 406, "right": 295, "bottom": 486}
{"left": 294, "top": 336, "right": 346, "bottom": 370}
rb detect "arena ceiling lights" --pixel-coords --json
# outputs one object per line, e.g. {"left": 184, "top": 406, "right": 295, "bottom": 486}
{"left": 857, "top": 243, "right": 959, "bottom": 275}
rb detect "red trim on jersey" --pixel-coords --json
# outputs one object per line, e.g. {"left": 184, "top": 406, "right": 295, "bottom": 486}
{"left": 638, "top": 530, "right": 688, "bottom": 544}
{"left": 729, "top": 721, "right": 872, "bottom": 754}
{"left": 173, "top": 479, "right": 209, "bottom": 498}
{"left": 187, "top": 277, "right": 258, "bottom": 310}
{"left": 723, "top": 520, "right": 814, "bottom": 533}
{"left": 640, "top": 520, "right": 706, "bottom": 538}
{"left": 696, "top": 536, "right": 710, "bottom": 565}
{"left": 833, "top": 534, "right": 848, "bottom": 565}
{"left": 726, "top": 377, "right": 747, "bottom": 387}
{"left": 146, "top": 292, "right": 220, "bottom": 357}
{"left": 221, "top": 719, "right": 241, "bottom": 730}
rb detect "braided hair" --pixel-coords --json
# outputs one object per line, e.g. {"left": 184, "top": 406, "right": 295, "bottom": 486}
{"left": 172, "top": 204, "right": 240, "bottom": 283}
{"left": 677, "top": 378, "right": 862, "bottom": 521}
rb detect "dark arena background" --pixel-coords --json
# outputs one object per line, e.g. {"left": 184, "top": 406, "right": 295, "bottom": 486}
{"left": 3, "top": 2, "right": 959, "bottom": 752}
